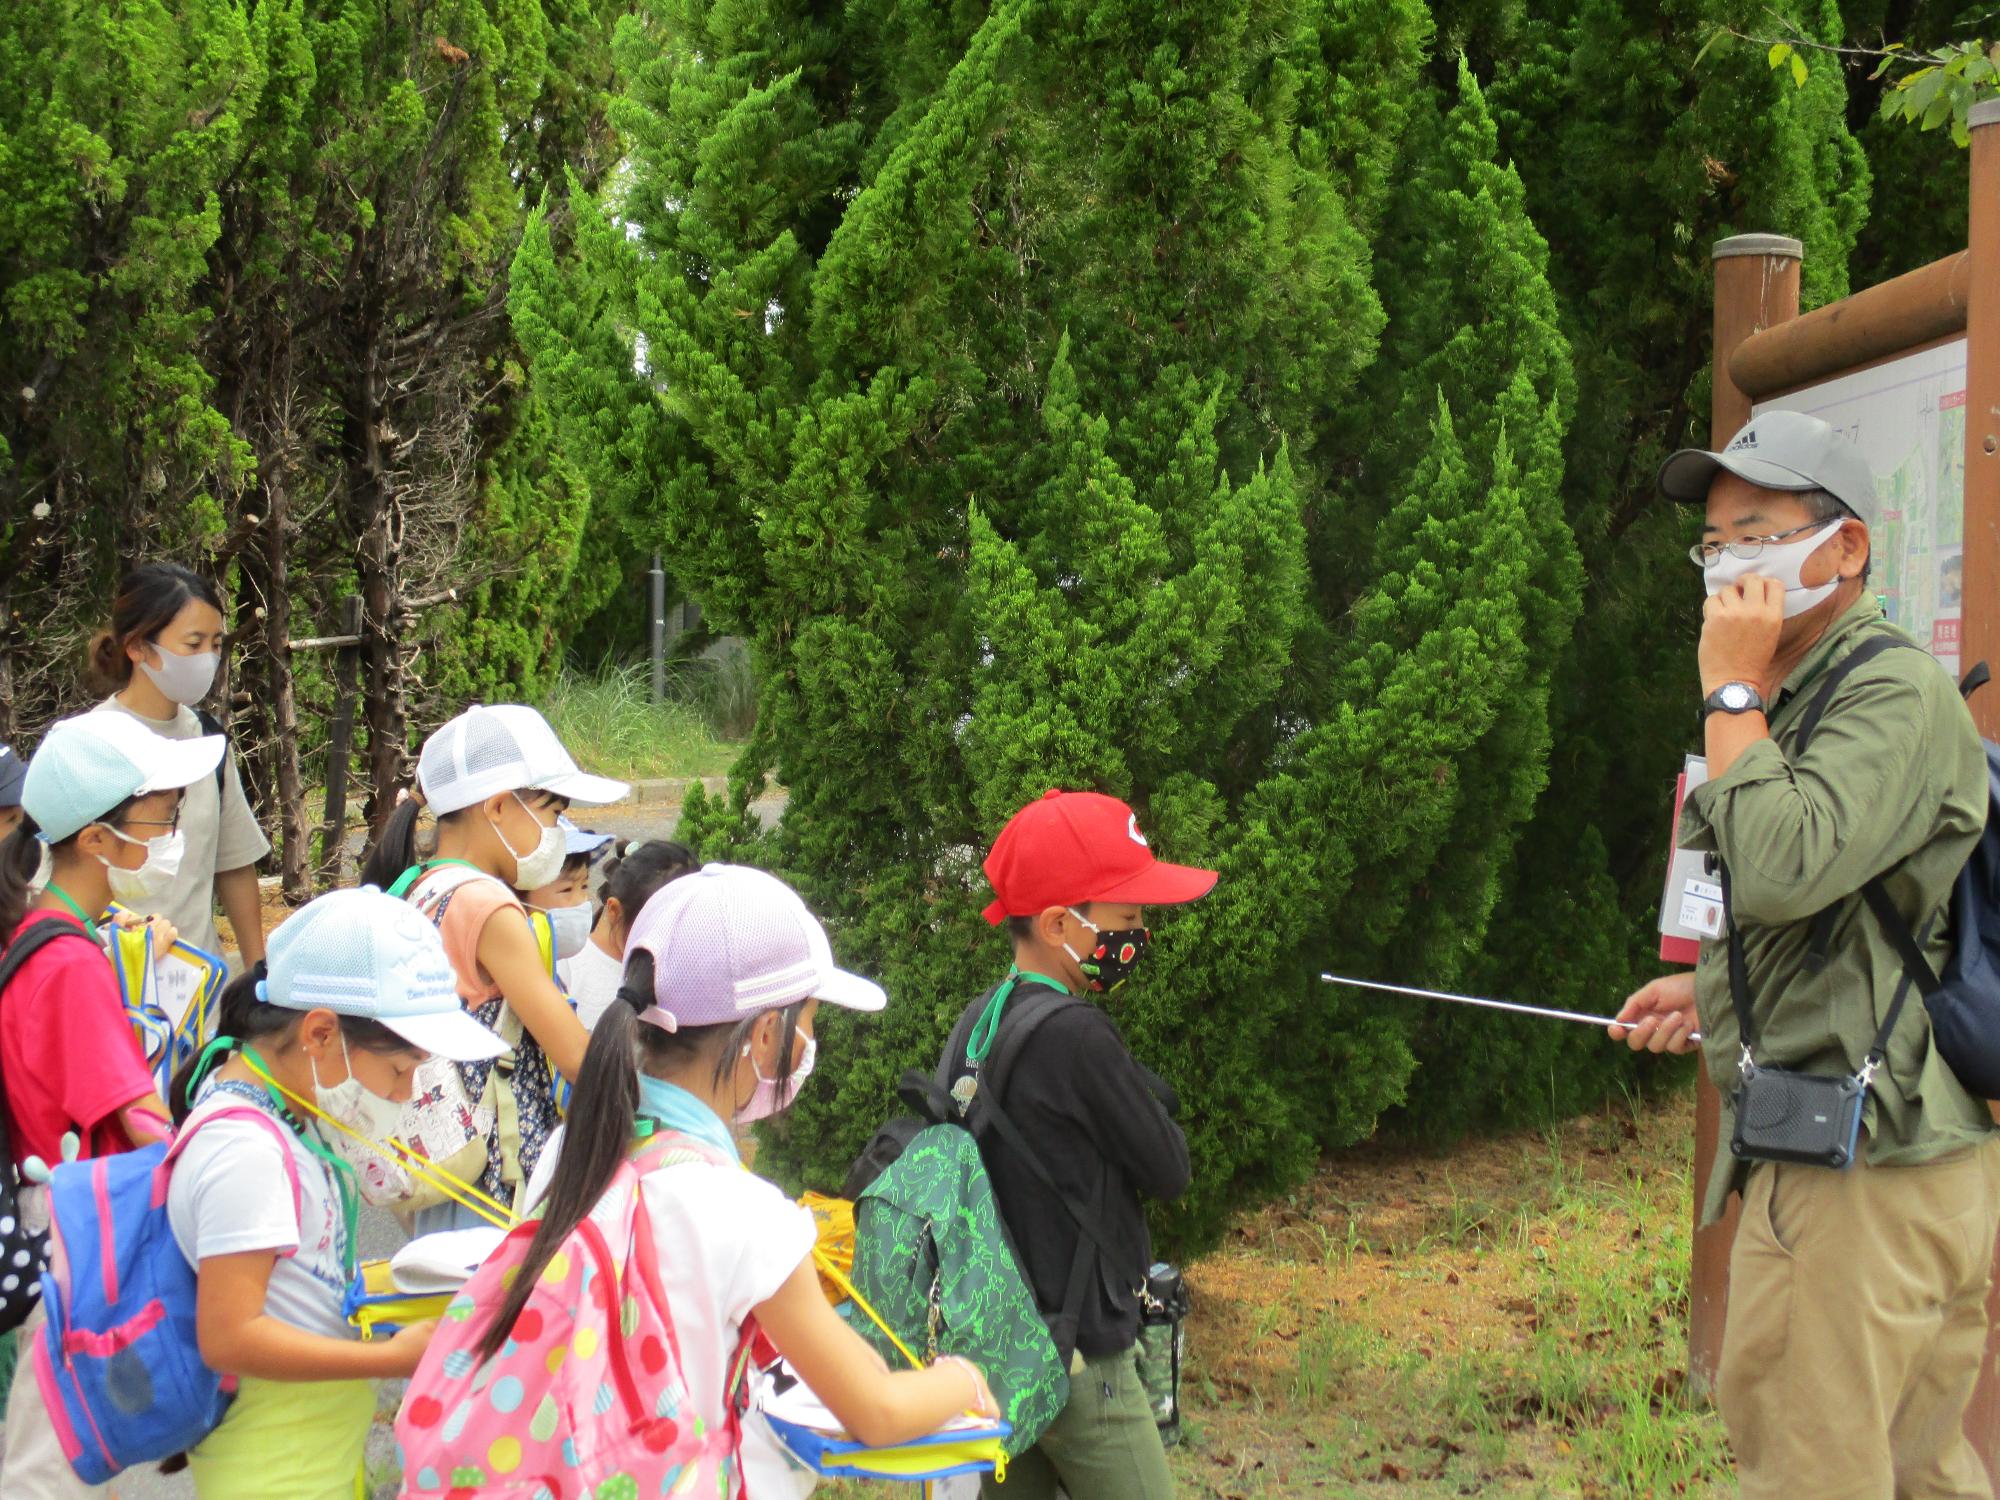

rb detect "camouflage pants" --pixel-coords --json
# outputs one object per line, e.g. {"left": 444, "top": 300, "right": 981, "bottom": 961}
{"left": 983, "top": 1347, "right": 1174, "bottom": 1500}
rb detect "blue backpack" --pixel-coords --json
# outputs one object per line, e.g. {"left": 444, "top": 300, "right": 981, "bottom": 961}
{"left": 31, "top": 1103, "right": 301, "bottom": 1483}
{"left": 1793, "top": 642, "right": 2000, "bottom": 1097}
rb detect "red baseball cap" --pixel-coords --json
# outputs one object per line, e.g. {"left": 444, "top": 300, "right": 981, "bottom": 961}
{"left": 981, "top": 790, "right": 1218, "bottom": 925}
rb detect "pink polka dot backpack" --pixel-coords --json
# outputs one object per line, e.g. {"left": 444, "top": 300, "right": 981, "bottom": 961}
{"left": 395, "top": 1131, "right": 754, "bottom": 1499}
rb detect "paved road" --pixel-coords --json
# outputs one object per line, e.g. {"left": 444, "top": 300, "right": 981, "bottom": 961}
{"left": 118, "top": 791, "right": 787, "bottom": 1498}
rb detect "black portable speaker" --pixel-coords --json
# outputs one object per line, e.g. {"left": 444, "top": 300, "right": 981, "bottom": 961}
{"left": 1730, "top": 1063, "right": 1866, "bottom": 1168}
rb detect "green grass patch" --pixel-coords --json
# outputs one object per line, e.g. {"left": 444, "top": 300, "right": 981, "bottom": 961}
{"left": 543, "top": 661, "right": 744, "bottom": 782}
{"left": 828, "top": 1089, "right": 1733, "bottom": 1499}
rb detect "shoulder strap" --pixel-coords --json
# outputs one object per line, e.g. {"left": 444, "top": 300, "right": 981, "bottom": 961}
{"left": 388, "top": 858, "right": 493, "bottom": 902}
{"left": 964, "top": 994, "right": 1119, "bottom": 1266}
{"left": 1790, "top": 634, "right": 1928, "bottom": 972}
{"left": 1793, "top": 634, "right": 1920, "bottom": 756}
{"left": 194, "top": 708, "right": 228, "bottom": 795}
{"left": 0, "top": 915, "right": 95, "bottom": 990}
{"left": 629, "top": 1128, "right": 734, "bottom": 1175}
{"left": 165, "top": 1101, "right": 306, "bottom": 1228}
{"left": 0, "top": 917, "right": 98, "bottom": 1181}
{"left": 1722, "top": 860, "right": 1935, "bottom": 1089}
{"left": 985, "top": 989, "right": 1071, "bottom": 1100}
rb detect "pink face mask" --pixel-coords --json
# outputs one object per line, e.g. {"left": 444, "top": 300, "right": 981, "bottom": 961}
{"left": 736, "top": 1027, "right": 817, "bottom": 1123}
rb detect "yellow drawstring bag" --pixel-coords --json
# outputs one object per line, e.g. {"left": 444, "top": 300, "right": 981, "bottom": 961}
{"left": 801, "top": 1191, "right": 856, "bottom": 1305}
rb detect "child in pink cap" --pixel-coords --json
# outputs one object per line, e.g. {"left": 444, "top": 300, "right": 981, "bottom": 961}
{"left": 475, "top": 863, "right": 997, "bottom": 1495}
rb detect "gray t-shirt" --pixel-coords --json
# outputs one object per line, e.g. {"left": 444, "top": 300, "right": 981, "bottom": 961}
{"left": 93, "top": 697, "right": 271, "bottom": 956}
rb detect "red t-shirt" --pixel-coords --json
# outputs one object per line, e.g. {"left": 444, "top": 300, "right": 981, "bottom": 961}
{"left": 1, "top": 911, "right": 159, "bottom": 1165}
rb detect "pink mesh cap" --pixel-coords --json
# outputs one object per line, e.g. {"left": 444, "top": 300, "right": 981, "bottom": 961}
{"left": 625, "top": 863, "right": 887, "bottom": 1030}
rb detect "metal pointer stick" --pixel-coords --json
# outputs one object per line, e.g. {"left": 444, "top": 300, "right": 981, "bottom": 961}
{"left": 1319, "top": 973, "right": 1701, "bottom": 1044}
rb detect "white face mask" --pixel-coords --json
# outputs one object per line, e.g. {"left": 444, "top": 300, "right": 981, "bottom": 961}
{"left": 1703, "top": 520, "right": 1844, "bottom": 619}
{"left": 311, "top": 1031, "right": 407, "bottom": 1141}
{"left": 494, "top": 792, "right": 566, "bottom": 889}
{"left": 543, "top": 901, "right": 593, "bottom": 960}
{"left": 738, "top": 1027, "right": 817, "bottom": 1123}
{"left": 138, "top": 647, "right": 220, "bottom": 707}
{"left": 99, "top": 826, "right": 186, "bottom": 903}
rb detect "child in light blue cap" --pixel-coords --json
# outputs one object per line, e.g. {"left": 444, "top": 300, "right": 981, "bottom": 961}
{"left": 163, "top": 887, "right": 505, "bottom": 1500}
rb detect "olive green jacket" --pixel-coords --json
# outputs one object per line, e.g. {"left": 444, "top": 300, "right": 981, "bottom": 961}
{"left": 1680, "top": 596, "right": 1991, "bottom": 1226}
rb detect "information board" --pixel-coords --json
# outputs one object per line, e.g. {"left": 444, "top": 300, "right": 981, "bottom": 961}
{"left": 1756, "top": 338, "right": 1969, "bottom": 676}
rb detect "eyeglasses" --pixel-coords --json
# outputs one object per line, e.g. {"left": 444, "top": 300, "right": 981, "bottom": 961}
{"left": 1687, "top": 520, "right": 1838, "bottom": 568}
{"left": 121, "top": 810, "right": 182, "bottom": 834}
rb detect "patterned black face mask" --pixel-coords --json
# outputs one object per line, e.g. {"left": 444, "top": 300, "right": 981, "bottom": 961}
{"left": 1066, "top": 909, "right": 1152, "bottom": 993}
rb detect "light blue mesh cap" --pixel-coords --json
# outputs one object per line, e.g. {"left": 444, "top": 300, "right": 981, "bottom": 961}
{"left": 22, "top": 711, "right": 224, "bottom": 842}
{"left": 263, "top": 887, "right": 510, "bottom": 1061}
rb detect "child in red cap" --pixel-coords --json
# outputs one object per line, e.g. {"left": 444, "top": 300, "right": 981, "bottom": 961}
{"left": 941, "top": 789, "right": 1216, "bottom": 1500}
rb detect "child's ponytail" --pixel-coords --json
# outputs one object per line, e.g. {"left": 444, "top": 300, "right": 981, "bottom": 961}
{"left": 360, "top": 796, "right": 426, "bottom": 891}
{"left": 474, "top": 966, "right": 646, "bottom": 1359}
{"left": 168, "top": 967, "right": 284, "bottom": 1124}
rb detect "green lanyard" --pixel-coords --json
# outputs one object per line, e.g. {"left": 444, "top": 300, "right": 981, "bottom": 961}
{"left": 386, "top": 857, "right": 482, "bottom": 899}
{"left": 965, "top": 968, "right": 1070, "bottom": 1067}
{"left": 202, "top": 1041, "right": 362, "bottom": 1278}
{"left": 41, "top": 882, "right": 100, "bottom": 936}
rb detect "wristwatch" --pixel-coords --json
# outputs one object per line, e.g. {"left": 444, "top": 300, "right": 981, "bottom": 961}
{"left": 1701, "top": 681, "right": 1766, "bottom": 720}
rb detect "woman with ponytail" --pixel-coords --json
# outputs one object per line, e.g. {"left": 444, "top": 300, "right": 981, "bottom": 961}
{"left": 483, "top": 865, "right": 996, "bottom": 1497}
{"left": 0, "top": 712, "right": 226, "bottom": 1497}
{"left": 90, "top": 562, "right": 269, "bottom": 962}
{"left": 164, "top": 887, "right": 505, "bottom": 1499}
{"left": 358, "top": 705, "right": 627, "bottom": 1233}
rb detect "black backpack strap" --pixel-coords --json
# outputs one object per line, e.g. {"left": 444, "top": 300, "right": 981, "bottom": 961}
{"left": 194, "top": 708, "right": 229, "bottom": 795}
{"left": 1791, "top": 633, "right": 1921, "bottom": 971}
{"left": 0, "top": 917, "right": 98, "bottom": 991}
{"left": 945, "top": 983, "right": 1124, "bottom": 1364}
{"left": 0, "top": 918, "right": 102, "bottom": 1160}
{"left": 1792, "top": 634, "right": 1919, "bottom": 757}
{"left": 1722, "top": 864, "right": 1933, "bottom": 1090}
{"left": 1962, "top": 662, "right": 1991, "bottom": 702}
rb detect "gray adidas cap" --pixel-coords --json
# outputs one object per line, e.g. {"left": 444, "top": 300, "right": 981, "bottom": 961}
{"left": 1656, "top": 409, "right": 1877, "bottom": 526}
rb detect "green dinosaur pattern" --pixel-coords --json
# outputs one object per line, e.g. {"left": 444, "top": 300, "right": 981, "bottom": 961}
{"left": 852, "top": 1124, "right": 1067, "bottom": 1456}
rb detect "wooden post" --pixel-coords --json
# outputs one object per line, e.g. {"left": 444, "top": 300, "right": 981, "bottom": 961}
{"left": 317, "top": 594, "right": 365, "bottom": 888}
{"left": 1958, "top": 98, "right": 2000, "bottom": 1482}
{"left": 1963, "top": 102, "right": 2000, "bottom": 737}
{"left": 1690, "top": 234, "right": 1803, "bottom": 1398}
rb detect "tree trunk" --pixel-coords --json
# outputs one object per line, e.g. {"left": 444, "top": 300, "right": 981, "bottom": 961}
{"left": 259, "top": 471, "right": 311, "bottom": 903}
{"left": 351, "top": 348, "right": 408, "bottom": 834}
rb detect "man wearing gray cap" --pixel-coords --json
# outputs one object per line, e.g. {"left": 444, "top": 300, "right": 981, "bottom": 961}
{"left": 1610, "top": 408, "right": 1998, "bottom": 1497}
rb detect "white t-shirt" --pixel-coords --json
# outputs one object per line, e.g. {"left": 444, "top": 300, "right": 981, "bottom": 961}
{"left": 525, "top": 1128, "right": 818, "bottom": 1495}
{"left": 167, "top": 1083, "right": 353, "bottom": 1340}
{"left": 93, "top": 698, "right": 272, "bottom": 957}
{"left": 559, "top": 938, "right": 626, "bottom": 1030}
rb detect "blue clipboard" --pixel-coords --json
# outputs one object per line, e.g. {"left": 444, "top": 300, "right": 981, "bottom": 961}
{"left": 104, "top": 903, "right": 226, "bottom": 1098}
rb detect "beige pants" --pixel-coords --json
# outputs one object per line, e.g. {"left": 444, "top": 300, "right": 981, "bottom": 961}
{"left": 0, "top": 1303, "right": 109, "bottom": 1499}
{"left": 1720, "top": 1139, "right": 2000, "bottom": 1500}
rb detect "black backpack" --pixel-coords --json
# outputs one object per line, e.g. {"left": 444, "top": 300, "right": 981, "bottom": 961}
{"left": 0, "top": 916, "right": 102, "bottom": 1334}
{"left": 1789, "top": 638, "right": 2000, "bottom": 1097}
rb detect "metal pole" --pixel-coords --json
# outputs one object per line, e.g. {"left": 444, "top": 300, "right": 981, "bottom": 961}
{"left": 649, "top": 554, "right": 666, "bottom": 705}
{"left": 1690, "top": 234, "right": 1803, "bottom": 1399}
{"left": 1957, "top": 97, "right": 2000, "bottom": 1483}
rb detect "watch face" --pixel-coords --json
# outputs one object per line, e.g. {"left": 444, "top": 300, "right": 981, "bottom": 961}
{"left": 1721, "top": 683, "right": 1753, "bottom": 710}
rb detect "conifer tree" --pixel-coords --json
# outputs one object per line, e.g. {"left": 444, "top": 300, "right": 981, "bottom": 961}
{"left": 522, "top": 0, "right": 1594, "bottom": 1247}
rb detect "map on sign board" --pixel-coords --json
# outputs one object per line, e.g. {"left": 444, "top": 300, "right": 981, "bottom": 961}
{"left": 1754, "top": 339, "right": 1968, "bottom": 677}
